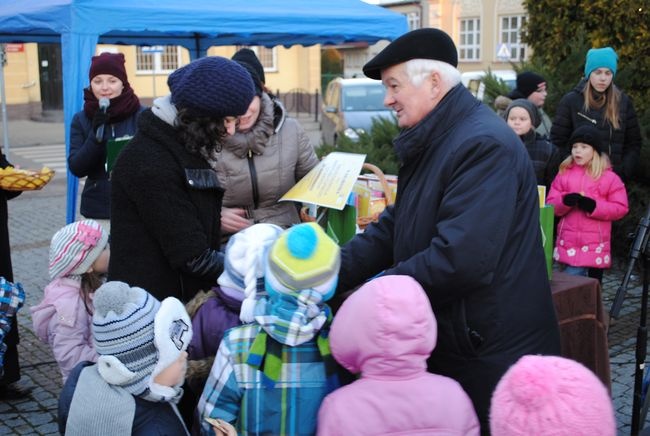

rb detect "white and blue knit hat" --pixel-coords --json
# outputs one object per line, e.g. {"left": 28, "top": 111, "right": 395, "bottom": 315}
{"left": 49, "top": 220, "right": 109, "bottom": 279}
{"left": 217, "top": 223, "right": 283, "bottom": 323}
{"left": 265, "top": 223, "right": 340, "bottom": 301}
{"left": 92, "top": 281, "right": 192, "bottom": 399}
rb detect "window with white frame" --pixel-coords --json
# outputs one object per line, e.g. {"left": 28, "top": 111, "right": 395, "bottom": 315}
{"left": 237, "top": 46, "right": 277, "bottom": 73}
{"left": 500, "top": 15, "right": 527, "bottom": 61}
{"left": 459, "top": 18, "right": 481, "bottom": 61}
{"left": 406, "top": 12, "right": 420, "bottom": 31}
{"left": 136, "top": 46, "right": 182, "bottom": 74}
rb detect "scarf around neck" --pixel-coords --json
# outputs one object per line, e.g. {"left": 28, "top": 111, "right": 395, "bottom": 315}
{"left": 83, "top": 85, "right": 141, "bottom": 122}
{"left": 221, "top": 93, "right": 275, "bottom": 158}
{"left": 246, "top": 290, "right": 338, "bottom": 388}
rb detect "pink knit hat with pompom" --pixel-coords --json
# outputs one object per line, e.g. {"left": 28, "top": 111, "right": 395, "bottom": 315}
{"left": 490, "top": 355, "right": 616, "bottom": 436}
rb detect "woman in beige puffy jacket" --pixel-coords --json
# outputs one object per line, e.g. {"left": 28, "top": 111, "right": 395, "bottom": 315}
{"left": 214, "top": 49, "right": 319, "bottom": 241}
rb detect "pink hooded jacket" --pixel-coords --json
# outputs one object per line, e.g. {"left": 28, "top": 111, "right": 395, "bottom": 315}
{"left": 546, "top": 163, "right": 628, "bottom": 268}
{"left": 31, "top": 277, "right": 97, "bottom": 382}
{"left": 317, "top": 275, "right": 479, "bottom": 436}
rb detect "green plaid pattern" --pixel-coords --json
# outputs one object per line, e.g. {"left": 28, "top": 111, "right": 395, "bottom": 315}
{"left": 198, "top": 323, "right": 337, "bottom": 435}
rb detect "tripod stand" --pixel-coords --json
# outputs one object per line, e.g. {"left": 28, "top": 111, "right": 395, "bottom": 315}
{"left": 610, "top": 203, "right": 650, "bottom": 435}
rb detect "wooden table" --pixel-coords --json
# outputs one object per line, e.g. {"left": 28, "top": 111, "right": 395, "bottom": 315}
{"left": 550, "top": 271, "right": 611, "bottom": 390}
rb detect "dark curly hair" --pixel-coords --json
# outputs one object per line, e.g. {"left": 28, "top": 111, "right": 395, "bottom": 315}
{"left": 175, "top": 107, "right": 230, "bottom": 157}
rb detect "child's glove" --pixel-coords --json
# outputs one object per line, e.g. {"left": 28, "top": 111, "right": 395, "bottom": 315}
{"left": 578, "top": 196, "right": 597, "bottom": 213}
{"left": 562, "top": 193, "right": 582, "bottom": 207}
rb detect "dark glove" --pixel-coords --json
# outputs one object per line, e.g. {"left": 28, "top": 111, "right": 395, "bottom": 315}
{"left": 578, "top": 196, "right": 596, "bottom": 213}
{"left": 562, "top": 193, "right": 582, "bottom": 207}
{"left": 91, "top": 110, "right": 110, "bottom": 132}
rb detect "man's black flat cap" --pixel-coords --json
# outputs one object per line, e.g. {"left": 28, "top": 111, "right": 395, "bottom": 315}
{"left": 363, "top": 28, "right": 458, "bottom": 80}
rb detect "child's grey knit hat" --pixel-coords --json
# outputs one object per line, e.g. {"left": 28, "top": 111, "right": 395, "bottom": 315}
{"left": 92, "top": 281, "right": 192, "bottom": 400}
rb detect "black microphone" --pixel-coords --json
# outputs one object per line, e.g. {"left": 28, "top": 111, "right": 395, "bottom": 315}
{"left": 95, "top": 97, "right": 110, "bottom": 142}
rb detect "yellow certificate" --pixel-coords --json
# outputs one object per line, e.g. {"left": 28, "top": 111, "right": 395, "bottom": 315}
{"left": 280, "top": 152, "right": 366, "bottom": 210}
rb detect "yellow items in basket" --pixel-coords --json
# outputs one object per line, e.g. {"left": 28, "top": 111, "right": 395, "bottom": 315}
{"left": 0, "top": 166, "right": 55, "bottom": 191}
{"left": 354, "top": 163, "right": 397, "bottom": 230}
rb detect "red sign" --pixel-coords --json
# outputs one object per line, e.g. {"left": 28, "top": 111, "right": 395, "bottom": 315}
{"left": 5, "top": 44, "right": 24, "bottom": 53}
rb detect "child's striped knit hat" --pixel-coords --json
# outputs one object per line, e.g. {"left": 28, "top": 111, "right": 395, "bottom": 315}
{"left": 49, "top": 220, "right": 108, "bottom": 280}
{"left": 92, "top": 281, "right": 161, "bottom": 397}
{"left": 265, "top": 222, "right": 340, "bottom": 301}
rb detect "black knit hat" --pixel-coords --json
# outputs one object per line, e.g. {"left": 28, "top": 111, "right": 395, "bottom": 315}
{"left": 504, "top": 99, "right": 541, "bottom": 129}
{"left": 168, "top": 56, "right": 254, "bottom": 118}
{"left": 232, "top": 48, "right": 266, "bottom": 84}
{"left": 515, "top": 71, "right": 545, "bottom": 98}
{"left": 569, "top": 124, "right": 604, "bottom": 155}
{"left": 235, "top": 61, "right": 264, "bottom": 97}
{"left": 363, "top": 28, "right": 458, "bottom": 80}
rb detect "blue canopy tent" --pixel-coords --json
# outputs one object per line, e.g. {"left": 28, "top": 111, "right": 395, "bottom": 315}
{"left": 0, "top": 0, "right": 407, "bottom": 223}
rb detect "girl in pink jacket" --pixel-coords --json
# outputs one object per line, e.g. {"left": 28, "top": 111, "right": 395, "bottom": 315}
{"left": 546, "top": 124, "right": 628, "bottom": 282}
{"left": 317, "top": 275, "right": 479, "bottom": 435}
{"left": 31, "top": 220, "right": 109, "bottom": 382}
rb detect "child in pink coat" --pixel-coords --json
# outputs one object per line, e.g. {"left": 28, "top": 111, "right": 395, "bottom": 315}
{"left": 31, "top": 220, "right": 109, "bottom": 382}
{"left": 317, "top": 275, "right": 479, "bottom": 435}
{"left": 546, "top": 124, "right": 628, "bottom": 282}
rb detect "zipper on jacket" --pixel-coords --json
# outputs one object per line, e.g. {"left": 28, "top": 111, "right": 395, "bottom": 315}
{"left": 577, "top": 112, "right": 597, "bottom": 124}
{"left": 247, "top": 150, "right": 260, "bottom": 209}
{"left": 608, "top": 125, "right": 613, "bottom": 157}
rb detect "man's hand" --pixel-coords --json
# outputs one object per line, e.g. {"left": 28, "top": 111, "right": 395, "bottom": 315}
{"left": 221, "top": 207, "right": 253, "bottom": 234}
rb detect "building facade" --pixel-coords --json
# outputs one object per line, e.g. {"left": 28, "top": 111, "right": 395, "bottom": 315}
{"left": 0, "top": 43, "right": 321, "bottom": 120}
{"left": 338, "top": 0, "right": 528, "bottom": 78}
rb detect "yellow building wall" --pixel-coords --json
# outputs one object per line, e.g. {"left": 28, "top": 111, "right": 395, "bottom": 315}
{"left": 2, "top": 43, "right": 41, "bottom": 105}
{"left": 2, "top": 42, "right": 321, "bottom": 111}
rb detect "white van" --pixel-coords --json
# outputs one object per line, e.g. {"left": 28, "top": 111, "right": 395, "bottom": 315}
{"left": 461, "top": 70, "right": 516, "bottom": 102}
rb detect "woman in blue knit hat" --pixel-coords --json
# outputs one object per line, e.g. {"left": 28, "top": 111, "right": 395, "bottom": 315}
{"left": 108, "top": 56, "right": 255, "bottom": 304}
{"left": 550, "top": 47, "right": 642, "bottom": 182}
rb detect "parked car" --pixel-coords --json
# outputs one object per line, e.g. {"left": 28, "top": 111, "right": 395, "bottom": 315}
{"left": 320, "top": 77, "right": 393, "bottom": 145}
{"left": 461, "top": 70, "right": 516, "bottom": 102}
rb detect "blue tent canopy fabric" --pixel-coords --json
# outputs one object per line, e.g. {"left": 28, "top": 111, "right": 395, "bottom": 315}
{"left": 0, "top": 0, "right": 407, "bottom": 223}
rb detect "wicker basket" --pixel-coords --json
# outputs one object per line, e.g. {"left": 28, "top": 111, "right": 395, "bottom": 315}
{"left": 0, "top": 167, "right": 55, "bottom": 191}
{"left": 356, "top": 163, "right": 394, "bottom": 230}
{"left": 300, "top": 163, "right": 395, "bottom": 231}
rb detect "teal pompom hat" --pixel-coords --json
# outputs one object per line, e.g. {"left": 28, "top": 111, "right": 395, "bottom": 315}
{"left": 584, "top": 47, "right": 618, "bottom": 78}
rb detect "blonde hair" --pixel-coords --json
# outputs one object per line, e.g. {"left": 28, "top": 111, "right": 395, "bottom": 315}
{"left": 559, "top": 148, "right": 611, "bottom": 180}
{"left": 582, "top": 80, "right": 621, "bottom": 130}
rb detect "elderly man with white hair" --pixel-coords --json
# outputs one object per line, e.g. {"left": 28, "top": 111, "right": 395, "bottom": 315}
{"left": 334, "top": 28, "right": 561, "bottom": 434}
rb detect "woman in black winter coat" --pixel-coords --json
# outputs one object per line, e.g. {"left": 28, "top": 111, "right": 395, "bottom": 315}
{"left": 0, "top": 153, "right": 28, "bottom": 399}
{"left": 108, "top": 56, "right": 255, "bottom": 304}
{"left": 551, "top": 47, "right": 641, "bottom": 183}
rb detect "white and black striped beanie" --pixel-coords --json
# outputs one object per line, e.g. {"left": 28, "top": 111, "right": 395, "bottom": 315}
{"left": 92, "top": 281, "right": 160, "bottom": 397}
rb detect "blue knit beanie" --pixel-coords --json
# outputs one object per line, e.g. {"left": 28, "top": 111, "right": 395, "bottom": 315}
{"left": 168, "top": 56, "right": 254, "bottom": 118}
{"left": 584, "top": 47, "right": 618, "bottom": 78}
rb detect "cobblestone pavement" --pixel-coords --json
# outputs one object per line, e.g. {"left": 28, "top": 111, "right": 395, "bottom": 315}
{"left": 0, "top": 119, "right": 647, "bottom": 435}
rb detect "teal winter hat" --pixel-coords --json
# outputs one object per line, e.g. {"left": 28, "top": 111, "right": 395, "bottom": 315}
{"left": 584, "top": 47, "right": 618, "bottom": 78}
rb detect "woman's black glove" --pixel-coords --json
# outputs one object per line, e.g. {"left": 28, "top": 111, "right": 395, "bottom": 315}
{"left": 562, "top": 193, "right": 582, "bottom": 207}
{"left": 91, "top": 110, "right": 110, "bottom": 132}
{"left": 577, "top": 196, "right": 597, "bottom": 213}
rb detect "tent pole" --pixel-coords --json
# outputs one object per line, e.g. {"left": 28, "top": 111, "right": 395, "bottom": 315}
{"left": 0, "top": 45, "right": 9, "bottom": 159}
